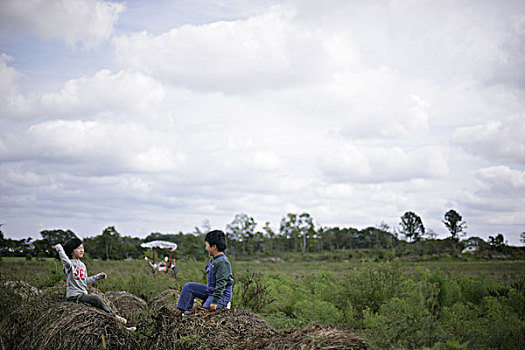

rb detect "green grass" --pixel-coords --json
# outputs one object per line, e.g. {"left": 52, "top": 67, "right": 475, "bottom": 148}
{"left": 2, "top": 256, "right": 524, "bottom": 349}
{"left": 2, "top": 256, "right": 524, "bottom": 289}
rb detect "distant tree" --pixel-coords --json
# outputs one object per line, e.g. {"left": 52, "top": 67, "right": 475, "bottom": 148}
{"left": 442, "top": 209, "right": 467, "bottom": 239}
{"left": 262, "top": 222, "right": 276, "bottom": 252}
{"left": 399, "top": 211, "right": 425, "bottom": 242}
{"left": 226, "top": 213, "right": 257, "bottom": 254}
{"left": 427, "top": 229, "right": 438, "bottom": 240}
{"left": 521, "top": 232, "right": 525, "bottom": 246}
{"left": 86, "top": 226, "right": 122, "bottom": 260}
{"left": 280, "top": 213, "right": 315, "bottom": 253}
{"left": 489, "top": 234, "right": 505, "bottom": 250}
{"left": 194, "top": 219, "right": 211, "bottom": 235}
{"left": 40, "top": 229, "right": 77, "bottom": 245}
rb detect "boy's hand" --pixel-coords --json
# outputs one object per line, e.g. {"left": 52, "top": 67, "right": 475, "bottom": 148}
{"left": 210, "top": 303, "right": 217, "bottom": 310}
{"left": 100, "top": 272, "right": 107, "bottom": 279}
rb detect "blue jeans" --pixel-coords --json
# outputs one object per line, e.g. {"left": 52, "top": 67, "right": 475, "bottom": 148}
{"left": 176, "top": 282, "right": 233, "bottom": 310}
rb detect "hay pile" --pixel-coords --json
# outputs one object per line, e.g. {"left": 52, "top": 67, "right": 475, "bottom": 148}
{"left": 148, "top": 289, "right": 181, "bottom": 313}
{"left": 0, "top": 280, "right": 42, "bottom": 319}
{"left": 1, "top": 286, "right": 369, "bottom": 350}
{"left": 0, "top": 280, "right": 42, "bottom": 298}
{"left": 39, "top": 281, "right": 68, "bottom": 302}
{"left": 0, "top": 299, "right": 139, "bottom": 350}
{"left": 105, "top": 291, "right": 147, "bottom": 326}
{"left": 253, "top": 324, "right": 369, "bottom": 350}
{"left": 145, "top": 307, "right": 277, "bottom": 350}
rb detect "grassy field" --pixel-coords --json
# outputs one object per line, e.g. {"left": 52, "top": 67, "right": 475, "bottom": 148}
{"left": 2, "top": 256, "right": 525, "bottom": 288}
{"left": 2, "top": 256, "right": 524, "bottom": 349}
{"left": 234, "top": 258, "right": 525, "bottom": 282}
{"left": 2, "top": 256, "right": 524, "bottom": 290}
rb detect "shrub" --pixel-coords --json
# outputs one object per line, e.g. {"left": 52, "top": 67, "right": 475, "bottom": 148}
{"left": 336, "top": 259, "right": 404, "bottom": 321}
{"left": 235, "top": 272, "right": 275, "bottom": 313}
{"left": 294, "top": 298, "right": 344, "bottom": 325}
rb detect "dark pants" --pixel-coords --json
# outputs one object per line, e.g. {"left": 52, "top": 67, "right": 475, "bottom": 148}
{"left": 67, "top": 294, "right": 114, "bottom": 315}
{"left": 176, "top": 282, "right": 233, "bottom": 311}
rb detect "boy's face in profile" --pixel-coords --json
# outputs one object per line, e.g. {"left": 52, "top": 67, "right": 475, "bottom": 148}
{"left": 205, "top": 241, "right": 218, "bottom": 257}
{"left": 72, "top": 244, "right": 84, "bottom": 259}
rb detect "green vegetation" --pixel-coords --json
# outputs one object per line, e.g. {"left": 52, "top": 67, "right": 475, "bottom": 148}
{"left": 1, "top": 256, "right": 524, "bottom": 349}
{"left": 2, "top": 209, "right": 524, "bottom": 348}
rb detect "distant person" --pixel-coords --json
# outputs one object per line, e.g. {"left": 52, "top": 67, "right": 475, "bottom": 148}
{"left": 177, "top": 230, "right": 234, "bottom": 316}
{"left": 53, "top": 237, "right": 136, "bottom": 332}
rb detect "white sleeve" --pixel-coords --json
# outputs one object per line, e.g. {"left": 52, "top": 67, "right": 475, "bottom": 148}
{"left": 86, "top": 273, "right": 104, "bottom": 285}
{"left": 55, "top": 244, "right": 72, "bottom": 270}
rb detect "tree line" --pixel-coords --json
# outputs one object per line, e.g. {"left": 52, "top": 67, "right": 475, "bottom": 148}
{"left": 0, "top": 209, "right": 521, "bottom": 259}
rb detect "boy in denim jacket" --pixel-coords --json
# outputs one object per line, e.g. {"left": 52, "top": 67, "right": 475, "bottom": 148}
{"left": 177, "top": 230, "right": 234, "bottom": 315}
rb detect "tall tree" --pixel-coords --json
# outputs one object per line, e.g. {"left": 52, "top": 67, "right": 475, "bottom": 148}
{"left": 226, "top": 213, "right": 257, "bottom": 254}
{"left": 489, "top": 233, "right": 505, "bottom": 250}
{"left": 280, "top": 213, "right": 314, "bottom": 253}
{"left": 40, "top": 229, "right": 77, "bottom": 245}
{"left": 399, "top": 211, "right": 425, "bottom": 242}
{"left": 262, "top": 222, "right": 276, "bottom": 252}
{"left": 442, "top": 209, "right": 467, "bottom": 239}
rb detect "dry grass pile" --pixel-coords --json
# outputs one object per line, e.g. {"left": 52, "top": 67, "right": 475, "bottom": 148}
{"left": 0, "top": 280, "right": 42, "bottom": 320}
{"left": 39, "top": 281, "right": 68, "bottom": 302}
{"left": 105, "top": 290, "right": 147, "bottom": 326}
{"left": 253, "top": 324, "right": 370, "bottom": 350}
{"left": 0, "top": 298, "right": 139, "bottom": 350}
{"left": 145, "top": 307, "right": 277, "bottom": 350}
{"left": 148, "top": 289, "right": 181, "bottom": 313}
{"left": 0, "top": 280, "right": 41, "bottom": 298}
{"left": 2, "top": 286, "right": 369, "bottom": 350}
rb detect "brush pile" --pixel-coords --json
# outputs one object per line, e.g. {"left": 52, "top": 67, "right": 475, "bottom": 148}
{"left": 148, "top": 289, "right": 181, "bottom": 313}
{"left": 0, "top": 282, "right": 369, "bottom": 350}
{"left": 0, "top": 297, "right": 139, "bottom": 350}
{"left": 105, "top": 290, "right": 148, "bottom": 326}
{"left": 145, "top": 307, "right": 277, "bottom": 350}
{"left": 252, "top": 324, "right": 370, "bottom": 350}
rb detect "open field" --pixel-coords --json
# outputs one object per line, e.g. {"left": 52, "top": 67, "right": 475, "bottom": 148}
{"left": 1, "top": 256, "right": 524, "bottom": 349}
{"left": 2, "top": 256, "right": 525, "bottom": 288}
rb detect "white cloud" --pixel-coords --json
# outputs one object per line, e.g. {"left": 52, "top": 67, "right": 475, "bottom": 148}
{"left": 321, "top": 144, "right": 449, "bottom": 183}
{"left": 452, "top": 115, "right": 525, "bottom": 164}
{"left": 0, "top": 0, "right": 125, "bottom": 47}
{"left": 0, "top": 54, "right": 31, "bottom": 117}
{"left": 475, "top": 166, "right": 525, "bottom": 193}
{"left": 112, "top": 6, "right": 334, "bottom": 93}
{"left": 41, "top": 69, "right": 166, "bottom": 118}
{"left": 1, "top": 0, "right": 525, "bottom": 245}
{"left": 0, "top": 120, "right": 185, "bottom": 174}
{"left": 246, "top": 151, "right": 282, "bottom": 170}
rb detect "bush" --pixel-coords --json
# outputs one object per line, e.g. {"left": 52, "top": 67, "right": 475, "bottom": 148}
{"left": 294, "top": 299, "right": 344, "bottom": 325}
{"left": 336, "top": 259, "right": 404, "bottom": 321}
{"left": 363, "top": 280, "right": 441, "bottom": 349}
{"left": 235, "top": 272, "right": 275, "bottom": 313}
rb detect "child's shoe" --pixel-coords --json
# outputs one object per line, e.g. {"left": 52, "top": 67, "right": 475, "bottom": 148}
{"left": 126, "top": 326, "right": 137, "bottom": 332}
{"left": 181, "top": 311, "right": 193, "bottom": 317}
{"left": 115, "top": 315, "right": 127, "bottom": 324}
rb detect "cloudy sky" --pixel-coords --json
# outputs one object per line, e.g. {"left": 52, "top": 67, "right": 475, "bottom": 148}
{"left": 1, "top": 0, "right": 524, "bottom": 245}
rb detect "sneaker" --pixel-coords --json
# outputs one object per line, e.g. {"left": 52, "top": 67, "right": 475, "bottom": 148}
{"left": 115, "top": 315, "right": 127, "bottom": 325}
{"left": 126, "top": 326, "right": 137, "bottom": 332}
{"left": 181, "top": 311, "right": 193, "bottom": 317}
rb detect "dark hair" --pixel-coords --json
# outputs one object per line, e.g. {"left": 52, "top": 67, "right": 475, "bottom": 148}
{"left": 205, "top": 230, "right": 227, "bottom": 252}
{"left": 64, "top": 237, "right": 82, "bottom": 259}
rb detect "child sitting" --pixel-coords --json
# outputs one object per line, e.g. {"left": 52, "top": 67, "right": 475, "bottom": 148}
{"left": 53, "top": 237, "right": 136, "bottom": 332}
{"left": 177, "top": 230, "right": 234, "bottom": 315}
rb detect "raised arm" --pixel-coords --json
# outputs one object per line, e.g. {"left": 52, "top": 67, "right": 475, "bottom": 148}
{"left": 54, "top": 244, "right": 72, "bottom": 270}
